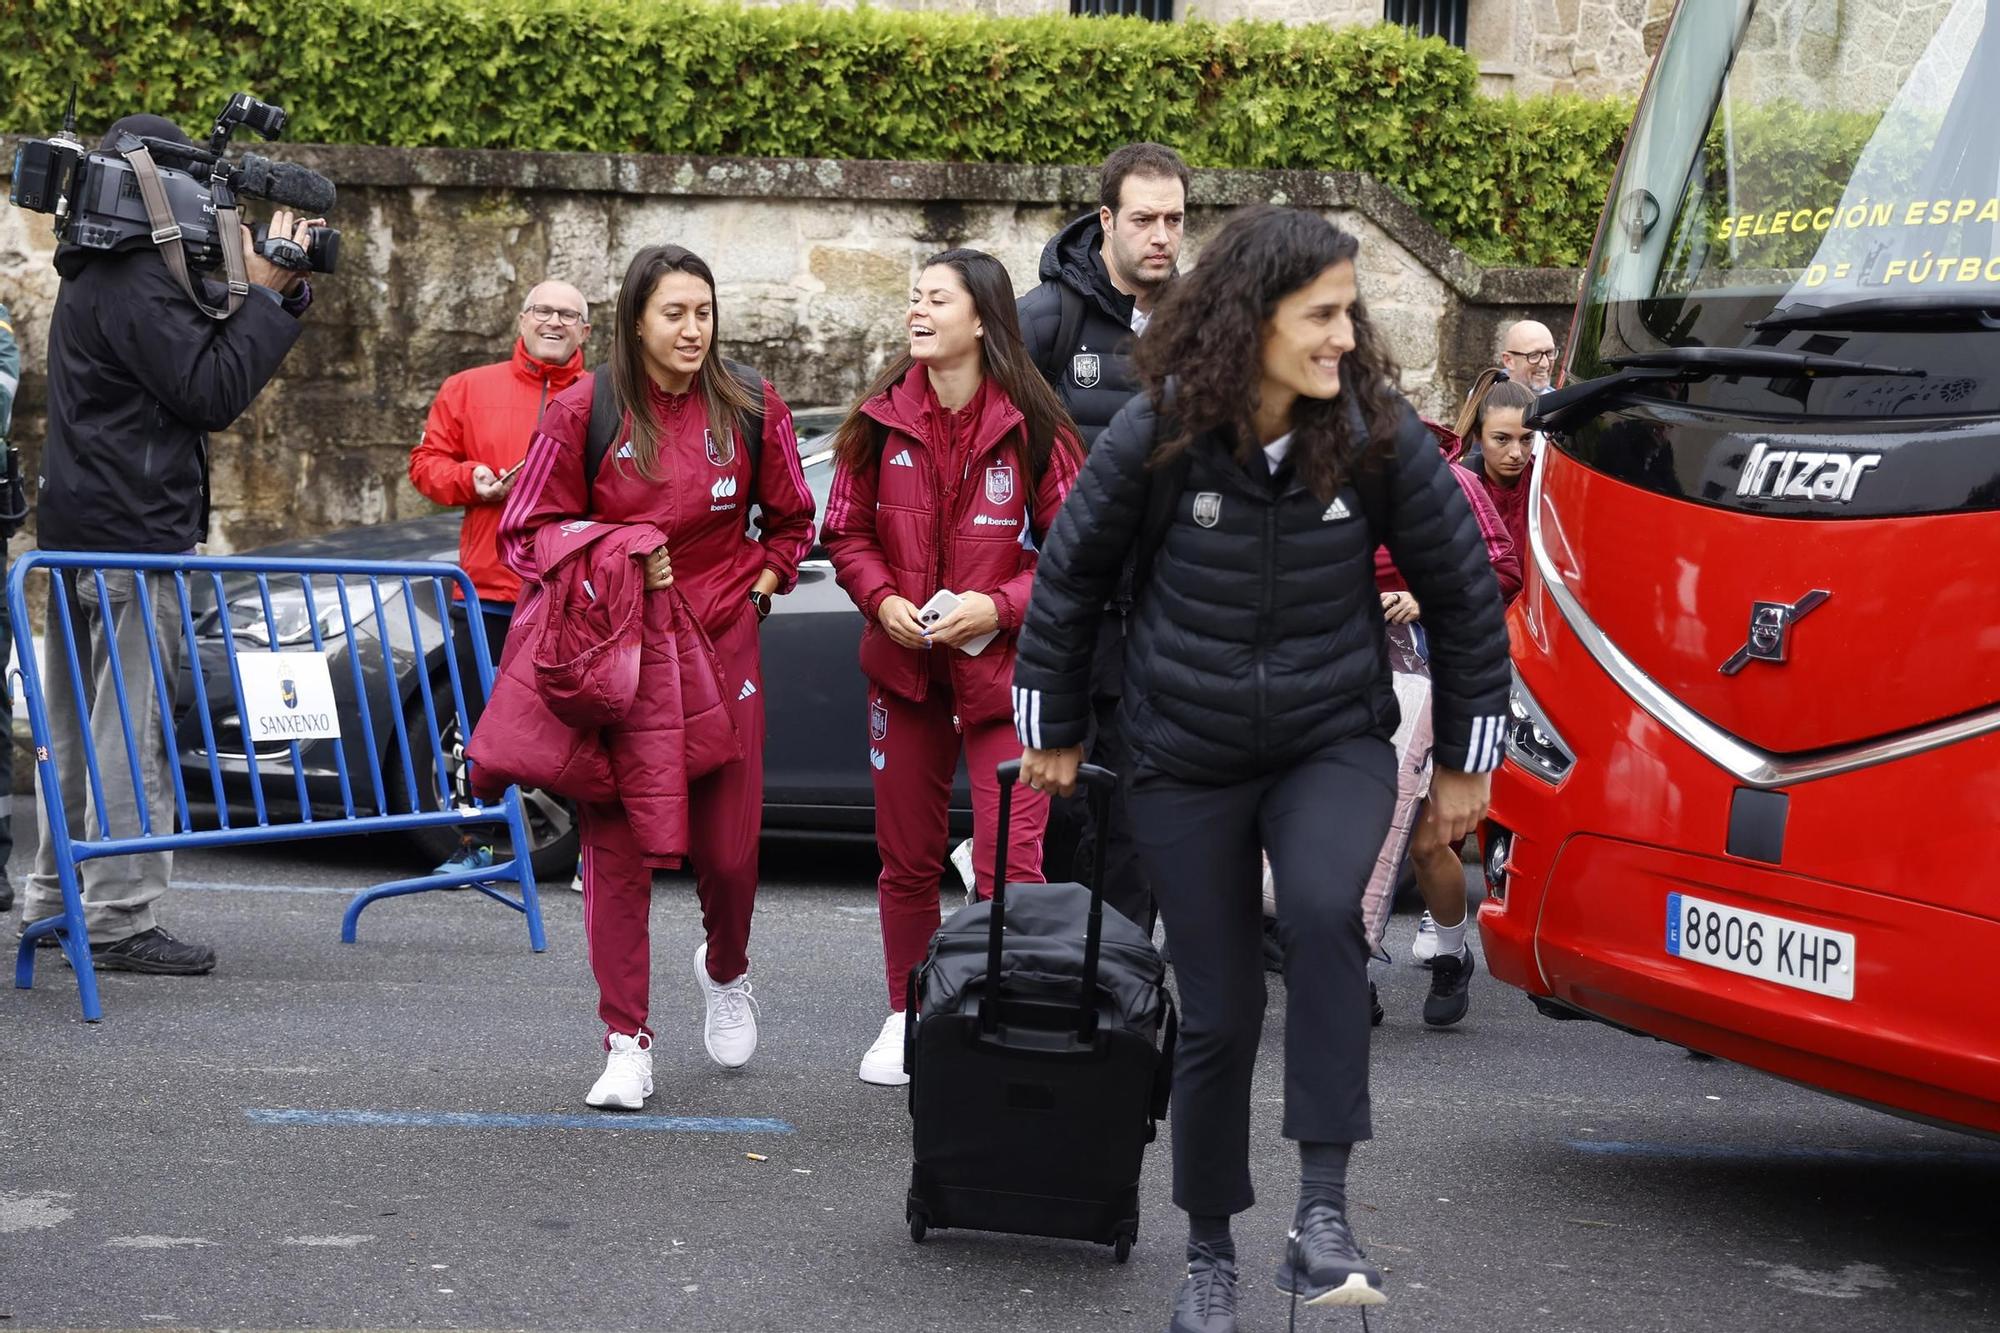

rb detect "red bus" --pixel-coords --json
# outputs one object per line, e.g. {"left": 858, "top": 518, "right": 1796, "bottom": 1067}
{"left": 1479, "top": 0, "right": 2000, "bottom": 1135}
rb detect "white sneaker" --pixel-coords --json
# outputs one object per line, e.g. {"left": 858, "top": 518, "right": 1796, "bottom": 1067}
{"left": 1411, "top": 910, "right": 1440, "bottom": 965}
{"left": 568, "top": 866, "right": 583, "bottom": 893}
{"left": 949, "top": 839, "right": 977, "bottom": 906}
{"left": 859, "top": 1011, "right": 911, "bottom": 1086}
{"left": 585, "top": 1031, "right": 654, "bottom": 1110}
{"left": 695, "top": 943, "right": 760, "bottom": 1069}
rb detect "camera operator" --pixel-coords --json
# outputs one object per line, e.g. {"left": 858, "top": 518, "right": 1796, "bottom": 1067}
{"left": 17, "top": 114, "right": 321, "bottom": 975}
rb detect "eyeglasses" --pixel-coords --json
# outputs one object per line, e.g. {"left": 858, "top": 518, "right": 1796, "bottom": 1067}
{"left": 523, "top": 304, "right": 586, "bottom": 326}
{"left": 1507, "top": 348, "right": 1558, "bottom": 365}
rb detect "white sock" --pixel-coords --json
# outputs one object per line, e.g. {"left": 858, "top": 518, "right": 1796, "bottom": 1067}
{"left": 1432, "top": 913, "right": 1469, "bottom": 958}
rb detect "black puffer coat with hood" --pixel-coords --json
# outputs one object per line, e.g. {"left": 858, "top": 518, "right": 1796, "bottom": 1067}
{"left": 1017, "top": 212, "right": 1148, "bottom": 448}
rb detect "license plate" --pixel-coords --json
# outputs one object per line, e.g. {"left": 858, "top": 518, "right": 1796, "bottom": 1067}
{"left": 1666, "top": 892, "right": 1855, "bottom": 1001}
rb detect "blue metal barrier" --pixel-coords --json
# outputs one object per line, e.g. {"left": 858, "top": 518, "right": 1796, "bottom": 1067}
{"left": 9, "top": 552, "right": 545, "bottom": 1021}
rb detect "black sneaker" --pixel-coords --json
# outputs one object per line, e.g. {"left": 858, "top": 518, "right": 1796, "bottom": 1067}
{"left": 0, "top": 880, "right": 12, "bottom": 915}
{"left": 1423, "top": 947, "right": 1476, "bottom": 1026}
{"left": 1167, "top": 1243, "right": 1239, "bottom": 1333}
{"left": 1369, "top": 980, "right": 1384, "bottom": 1027}
{"left": 1276, "top": 1202, "right": 1387, "bottom": 1308}
{"left": 91, "top": 927, "right": 216, "bottom": 976}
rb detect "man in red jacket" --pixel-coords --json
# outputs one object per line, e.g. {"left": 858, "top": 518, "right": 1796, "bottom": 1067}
{"left": 409, "top": 281, "right": 588, "bottom": 873}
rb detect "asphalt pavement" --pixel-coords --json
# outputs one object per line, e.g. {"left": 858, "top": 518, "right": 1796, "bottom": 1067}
{"left": 3, "top": 834, "right": 1996, "bottom": 1331}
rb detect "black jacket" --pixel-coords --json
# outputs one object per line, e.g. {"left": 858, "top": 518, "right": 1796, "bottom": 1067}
{"left": 1017, "top": 213, "right": 1147, "bottom": 448}
{"left": 1013, "top": 391, "right": 1512, "bottom": 785}
{"left": 39, "top": 246, "right": 303, "bottom": 553}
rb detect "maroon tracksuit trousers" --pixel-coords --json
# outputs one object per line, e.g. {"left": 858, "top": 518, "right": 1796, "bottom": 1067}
{"left": 872, "top": 654, "right": 1048, "bottom": 1012}
{"left": 579, "top": 609, "right": 764, "bottom": 1042}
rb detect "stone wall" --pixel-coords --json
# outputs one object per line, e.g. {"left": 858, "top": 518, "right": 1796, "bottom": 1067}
{"left": 0, "top": 144, "right": 1578, "bottom": 556}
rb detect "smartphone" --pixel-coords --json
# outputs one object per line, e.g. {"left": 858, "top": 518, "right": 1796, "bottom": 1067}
{"left": 917, "top": 589, "right": 999, "bottom": 657}
{"left": 498, "top": 458, "right": 527, "bottom": 484}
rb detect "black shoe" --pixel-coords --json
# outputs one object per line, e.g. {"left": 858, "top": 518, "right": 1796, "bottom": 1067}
{"left": 1261, "top": 917, "right": 1285, "bottom": 973}
{"left": 0, "top": 880, "right": 12, "bottom": 915}
{"left": 91, "top": 927, "right": 216, "bottom": 976}
{"left": 1369, "top": 980, "right": 1384, "bottom": 1027}
{"left": 1276, "top": 1202, "right": 1387, "bottom": 1308}
{"left": 1423, "top": 947, "right": 1476, "bottom": 1027}
{"left": 1167, "top": 1243, "right": 1238, "bottom": 1333}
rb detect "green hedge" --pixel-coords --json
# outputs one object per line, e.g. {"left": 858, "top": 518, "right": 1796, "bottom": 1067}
{"left": 0, "top": 0, "right": 1634, "bottom": 267}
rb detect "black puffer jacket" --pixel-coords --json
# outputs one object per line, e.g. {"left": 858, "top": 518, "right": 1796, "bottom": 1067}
{"left": 1013, "top": 390, "right": 1511, "bottom": 784}
{"left": 40, "top": 244, "right": 303, "bottom": 553}
{"left": 1017, "top": 213, "right": 1146, "bottom": 447}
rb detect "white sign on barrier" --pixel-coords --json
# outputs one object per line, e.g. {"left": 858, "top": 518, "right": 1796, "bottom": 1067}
{"left": 234, "top": 651, "right": 342, "bottom": 742}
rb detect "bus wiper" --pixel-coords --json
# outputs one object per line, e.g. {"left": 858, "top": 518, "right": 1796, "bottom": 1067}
{"left": 1528, "top": 346, "right": 1925, "bottom": 434}
{"left": 1750, "top": 296, "right": 2000, "bottom": 331}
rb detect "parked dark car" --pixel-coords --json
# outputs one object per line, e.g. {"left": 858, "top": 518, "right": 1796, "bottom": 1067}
{"left": 174, "top": 409, "right": 977, "bottom": 878}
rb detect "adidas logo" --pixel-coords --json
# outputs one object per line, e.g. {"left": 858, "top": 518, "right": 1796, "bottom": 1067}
{"left": 889, "top": 449, "right": 915, "bottom": 468}
{"left": 615, "top": 441, "right": 634, "bottom": 460}
{"left": 738, "top": 679, "right": 758, "bottom": 701}
{"left": 711, "top": 476, "right": 738, "bottom": 500}
{"left": 869, "top": 747, "right": 887, "bottom": 771}
{"left": 1321, "top": 497, "right": 1353, "bottom": 522}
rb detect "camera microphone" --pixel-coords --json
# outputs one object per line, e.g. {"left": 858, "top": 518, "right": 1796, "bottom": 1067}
{"left": 235, "top": 155, "right": 336, "bottom": 214}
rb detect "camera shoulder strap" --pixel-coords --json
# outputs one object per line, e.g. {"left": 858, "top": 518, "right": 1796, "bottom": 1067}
{"left": 123, "top": 144, "right": 248, "bottom": 322}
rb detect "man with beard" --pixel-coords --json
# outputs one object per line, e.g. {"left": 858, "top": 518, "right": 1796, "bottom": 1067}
{"left": 1013, "top": 142, "right": 1188, "bottom": 933}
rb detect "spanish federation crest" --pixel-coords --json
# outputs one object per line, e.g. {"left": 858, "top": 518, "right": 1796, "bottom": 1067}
{"left": 705, "top": 428, "right": 727, "bottom": 467}
{"left": 985, "top": 465, "right": 1016, "bottom": 506}
{"left": 870, "top": 699, "right": 889, "bottom": 741}
{"left": 1071, "top": 352, "right": 1101, "bottom": 389}
{"left": 1193, "top": 491, "right": 1223, "bottom": 528}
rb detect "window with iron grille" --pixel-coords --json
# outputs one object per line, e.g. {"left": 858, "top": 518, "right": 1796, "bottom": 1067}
{"left": 1071, "top": 0, "right": 1174, "bottom": 20}
{"left": 1384, "top": 0, "right": 1469, "bottom": 48}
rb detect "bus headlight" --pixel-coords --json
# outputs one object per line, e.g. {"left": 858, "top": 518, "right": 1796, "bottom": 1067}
{"left": 1505, "top": 669, "right": 1574, "bottom": 785}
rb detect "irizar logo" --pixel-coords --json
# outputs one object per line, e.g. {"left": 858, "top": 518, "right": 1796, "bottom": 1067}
{"left": 1736, "top": 442, "right": 1881, "bottom": 504}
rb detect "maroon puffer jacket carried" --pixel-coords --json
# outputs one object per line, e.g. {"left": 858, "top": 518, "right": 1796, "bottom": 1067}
{"left": 821, "top": 368, "right": 1080, "bottom": 726}
{"left": 467, "top": 519, "right": 740, "bottom": 866}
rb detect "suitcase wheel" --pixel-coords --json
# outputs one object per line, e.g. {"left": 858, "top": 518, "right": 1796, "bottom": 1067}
{"left": 1113, "top": 1233, "right": 1133, "bottom": 1264}
{"left": 908, "top": 1208, "right": 929, "bottom": 1244}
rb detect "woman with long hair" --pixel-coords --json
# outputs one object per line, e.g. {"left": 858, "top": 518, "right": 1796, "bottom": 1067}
{"left": 822, "top": 248, "right": 1083, "bottom": 1087}
{"left": 1453, "top": 366, "right": 1539, "bottom": 555}
{"left": 498, "top": 245, "right": 816, "bottom": 1108}
{"left": 1013, "top": 207, "right": 1510, "bottom": 1327}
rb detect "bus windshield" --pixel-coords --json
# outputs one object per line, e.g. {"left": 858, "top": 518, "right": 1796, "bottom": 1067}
{"left": 1589, "top": 0, "right": 2000, "bottom": 337}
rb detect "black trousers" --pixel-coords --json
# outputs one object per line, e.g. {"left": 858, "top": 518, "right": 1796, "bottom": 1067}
{"left": 1130, "top": 733, "right": 1396, "bottom": 1217}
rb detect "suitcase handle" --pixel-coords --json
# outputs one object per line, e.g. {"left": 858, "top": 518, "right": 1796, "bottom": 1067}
{"left": 987, "top": 759, "right": 1119, "bottom": 1039}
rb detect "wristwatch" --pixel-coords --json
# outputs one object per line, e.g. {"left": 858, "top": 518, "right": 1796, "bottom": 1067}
{"left": 748, "top": 589, "right": 773, "bottom": 620}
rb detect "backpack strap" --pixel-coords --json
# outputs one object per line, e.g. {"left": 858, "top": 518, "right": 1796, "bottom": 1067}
{"left": 581, "top": 368, "right": 622, "bottom": 494}
{"left": 1036, "top": 283, "right": 1088, "bottom": 384}
{"left": 580, "top": 361, "right": 766, "bottom": 499}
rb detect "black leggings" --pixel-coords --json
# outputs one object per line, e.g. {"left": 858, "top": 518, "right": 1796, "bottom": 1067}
{"left": 1130, "top": 733, "right": 1397, "bottom": 1217}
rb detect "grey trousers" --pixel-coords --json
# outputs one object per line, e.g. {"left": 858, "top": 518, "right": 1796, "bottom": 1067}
{"left": 22, "top": 570, "right": 185, "bottom": 943}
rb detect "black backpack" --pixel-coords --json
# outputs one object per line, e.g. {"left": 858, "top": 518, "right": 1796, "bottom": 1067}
{"left": 579, "top": 360, "right": 767, "bottom": 497}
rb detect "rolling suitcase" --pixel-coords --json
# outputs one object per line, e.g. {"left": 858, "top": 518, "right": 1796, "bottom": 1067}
{"left": 904, "top": 761, "right": 1176, "bottom": 1262}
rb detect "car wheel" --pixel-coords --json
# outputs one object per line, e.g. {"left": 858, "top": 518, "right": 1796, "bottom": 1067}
{"left": 400, "top": 687, "right": 581, "bottom": 884}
